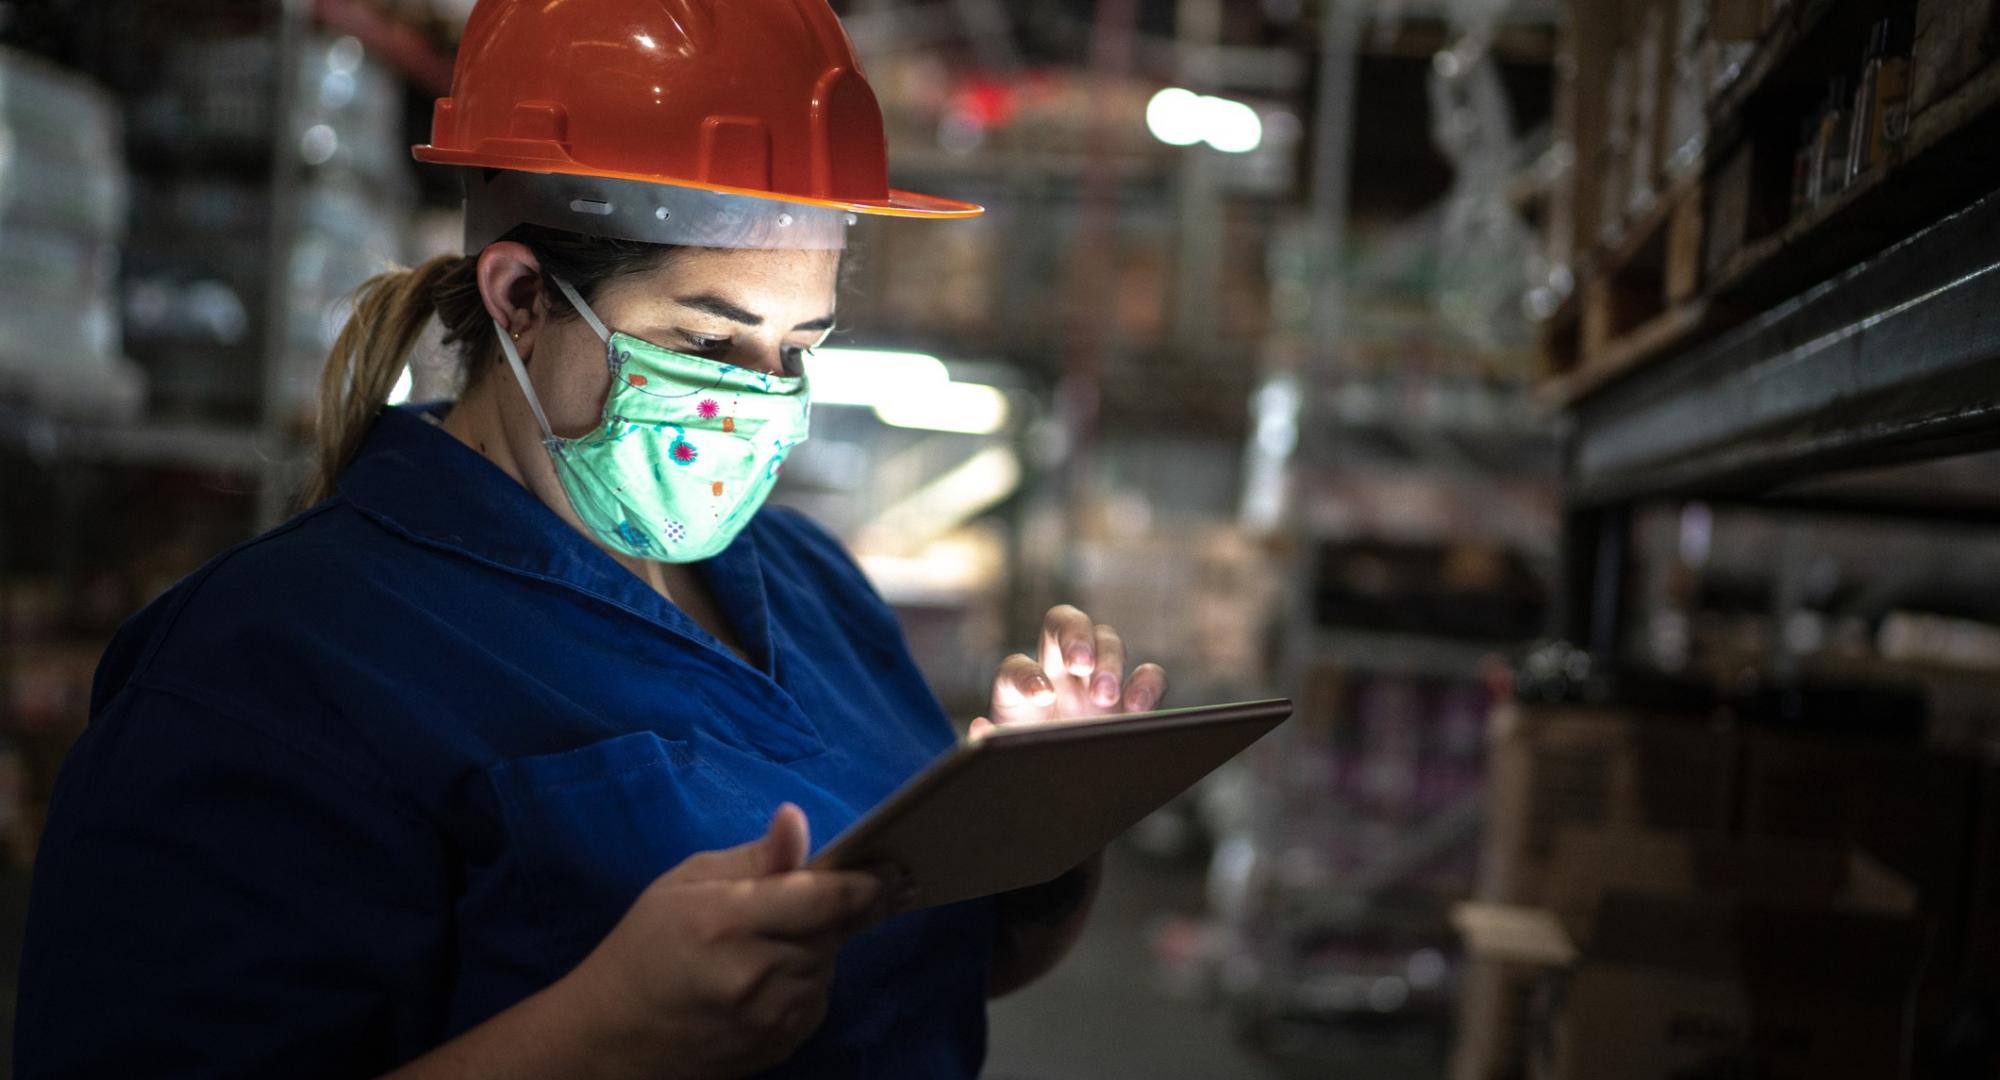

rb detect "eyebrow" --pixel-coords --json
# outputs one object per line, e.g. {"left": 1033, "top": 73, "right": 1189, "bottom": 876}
{"left": 675, "top": 293, "right": 836, "bottom": 333}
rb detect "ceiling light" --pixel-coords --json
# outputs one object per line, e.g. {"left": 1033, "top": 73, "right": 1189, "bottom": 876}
{"left": 874, "top": 381, "right": 1010, "bottom": 435}
{"left": 1146, "top": 87, "right": 1265, "bottom": 154}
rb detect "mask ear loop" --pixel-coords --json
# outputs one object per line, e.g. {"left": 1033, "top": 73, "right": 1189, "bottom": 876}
{"left": 494, "top": 274, "right": 610, "bottom": 451}
{"left": 495, "top": 321, "right": 559, "bottom": 448}
{"left": 549, "top": 275, "right": 612, "bottom": 344}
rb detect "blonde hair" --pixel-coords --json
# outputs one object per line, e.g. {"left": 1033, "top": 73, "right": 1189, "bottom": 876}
{"left": 305, "top": 255, "right": 468, "bottom": 504}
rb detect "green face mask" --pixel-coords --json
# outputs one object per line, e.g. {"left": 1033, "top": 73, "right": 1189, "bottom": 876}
{"left": 495, "top": 276, "right": 810, "bottom": 562}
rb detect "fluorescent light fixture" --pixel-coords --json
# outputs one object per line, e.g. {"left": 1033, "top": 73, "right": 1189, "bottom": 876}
{"left": 1145, "top": 87, "right": 1265, "bottom": 154}
{"left": 805, "top": 347, "right": 1011, "bottom": 435}
{"left": 874, "top": 380, "right": 1010, "bottom": 435}
{"left": 805, "top": 348, "right": 949, "bottom": 405}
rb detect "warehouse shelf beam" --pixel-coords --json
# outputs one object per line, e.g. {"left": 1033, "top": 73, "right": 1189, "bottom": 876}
{"left": 1566, "top": 182, "right": 2000, "bottom": 506}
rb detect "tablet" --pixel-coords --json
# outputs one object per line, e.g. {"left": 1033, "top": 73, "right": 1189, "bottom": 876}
{"left": 807, "top": 698, "right": 1292, "bottom": 909}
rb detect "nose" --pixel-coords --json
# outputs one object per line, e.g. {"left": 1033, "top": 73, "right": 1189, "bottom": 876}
{"left": 732, "top": 338, "right": 789, "bottom": 378}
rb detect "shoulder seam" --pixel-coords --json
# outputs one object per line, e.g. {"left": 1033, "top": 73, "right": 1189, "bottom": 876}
{"left": 126, "top": 501, "right": 348, "bottom": 686}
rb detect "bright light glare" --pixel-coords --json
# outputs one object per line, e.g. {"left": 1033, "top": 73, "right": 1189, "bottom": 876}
{"left": 874, "top": 381, "right": 1010, "bottom": 435}
{"left": 1145, "top": 87, "right": 1206, "bottom": 146}
{"left": 1203, "top": 97, "right": 1263, "bottom": 153}
{"left": 1145, "top": 87, "right": 1264, "bottom": 154}
{"left": 804, "top": 347, "right": 1011, "bottom": 434}
{"left": 805, "top": 348, "right": 949, "bottom": 405}
{"left": 387, "top": 363, "right": 413, "bottom": 405}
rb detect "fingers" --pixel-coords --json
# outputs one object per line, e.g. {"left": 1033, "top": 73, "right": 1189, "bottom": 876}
{"left": 739, "top": 868, "right": 894, "bottom": 938}
{"left": 990, "top": 652, "right": 1055, "bottom": 726}
{"left": 968, "top": 716, "right": 996, "bottom": 740}
{"left": 1089, "top": 623, "right": 1126, "bottom": 708}
{"left": 706, "top": 940, "right": 838, "bottom": 1044}
{"left": 760, "top": 802, "right": 809, "bottom": 876}
{"left": 1011, "top": 605, "right": 1166, "bottom": 720}
{"left": 670, "top": 802, "right": 809, "bottom": 883}
{"left": 1123, "top": 662, "right": 1167, "bottom": 713}
{"left": 1040, "top": 604, "right": 1097, "bottom": 678}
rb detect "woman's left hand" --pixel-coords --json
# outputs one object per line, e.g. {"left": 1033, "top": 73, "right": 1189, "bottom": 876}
{"left": 968, "top": 604, "right": 1169, "bottom": 740}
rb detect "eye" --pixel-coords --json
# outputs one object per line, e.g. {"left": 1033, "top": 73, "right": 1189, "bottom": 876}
{"left": 782, "top": 345, "right": 809, "bottom": 376}
{"left": 680, "top": 332, "right": 730, "bottom": 357}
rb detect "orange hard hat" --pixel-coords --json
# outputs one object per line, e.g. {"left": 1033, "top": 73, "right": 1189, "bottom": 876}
{"left": 412, "top": 0, "right": 981, "bottom": 221}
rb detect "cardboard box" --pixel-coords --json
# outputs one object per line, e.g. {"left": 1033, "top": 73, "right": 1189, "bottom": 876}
{"left": 1628, "top": 3, "right": 1667, "bottom": 215}
{"left": 1912, "top": 0, "right": 2000, "bottom": 115}
{"left": 1552, "top": 894, "right": 1924, "bottom": 1080}
{"left": 1565, "top": 0, "right": 1616, "bottom": 266}
{"left": 1740, "top": 733, "right": 1977, "bottom": 955}
{"left": 1455, "top": 833, "right": 1922, "bottom": 1080}
{"left": 1703, "top": 142, "right": 1753, "bottom": 279}
{"left": 1483, "top": 704, "right": 1737, "bottom": 905}
{"left": 1709, "top": 0, "right": 1768, "bottom": 41}
{"left": 1539, "top": 828, "right": 1915, "bottom": 941}
{"left": 1662, "top": 25, "right": 1709, "bottom": 181}
{"left": 1664, "top": 187, "right": 1705, "bottom": 301}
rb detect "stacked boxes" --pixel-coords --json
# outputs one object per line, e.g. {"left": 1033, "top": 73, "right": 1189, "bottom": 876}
{"left": 1455, "top": 703, "right": 1737, "bottom": 1080}
{"left": 1911, "top": 0, "right": 2000, "bottom": 114}
{"left": 1456, "top": 699, "right": 1983, "bottom": 1080}
{"left": 1481, "top": 703, "right": 1737, "bottom": 904}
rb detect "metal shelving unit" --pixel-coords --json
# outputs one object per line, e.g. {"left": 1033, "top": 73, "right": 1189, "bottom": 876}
{"left": 1548, "top": 0, "right": 2000, "bottom": 662}
{"left": 1567, "top": 182, "right": 2000, "bottom": 510}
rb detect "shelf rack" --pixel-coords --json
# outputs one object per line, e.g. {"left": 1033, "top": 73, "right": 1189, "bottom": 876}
{"left": 1545, "top": 0, "right": 2000, "bottom": 408}
{"left": 1567, "top": 181, "right": 2000, "bottom": 507}
{"left": 1546, "top": 0, "right": 2000, "bottom": 664}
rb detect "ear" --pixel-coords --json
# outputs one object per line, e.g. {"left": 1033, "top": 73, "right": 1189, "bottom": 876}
{"left": 474, "top": 242, "right": 546, "bottom": 336}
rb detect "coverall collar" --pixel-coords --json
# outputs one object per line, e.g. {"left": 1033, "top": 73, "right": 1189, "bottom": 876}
{"left": 336, "top": 403, "right": 779, "bottom": 677}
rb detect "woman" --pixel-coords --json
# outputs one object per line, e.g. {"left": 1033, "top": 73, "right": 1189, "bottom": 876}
{"left": 14, "top": 1, "right": 1166, "bottom": 1076}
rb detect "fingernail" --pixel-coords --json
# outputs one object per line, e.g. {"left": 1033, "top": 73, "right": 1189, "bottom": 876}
{"left": 1129, "top": 690, "right": 1156, "bottom": 712}
{"left": 1027, "top": 673, "right": 1056, "bottom": 702}
{"left": 1067, "top": 646, "right": 1093, "bottom": 674}
{"left": 1092, "top": 672, "right": 1119, "bottom": 705}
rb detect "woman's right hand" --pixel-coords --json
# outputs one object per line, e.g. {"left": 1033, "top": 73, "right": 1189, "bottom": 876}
{"left": 562, "top": 802, "right": 909, "bottom": 1079}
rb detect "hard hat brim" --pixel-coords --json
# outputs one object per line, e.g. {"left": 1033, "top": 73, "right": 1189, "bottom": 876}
{"left": 412, "top": 145, "right": 984, "bottom": 219}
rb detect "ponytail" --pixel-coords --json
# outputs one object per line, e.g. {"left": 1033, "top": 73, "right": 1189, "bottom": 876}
{"left": 305, "top": 255, "right": 466, "bottom": 505}
{"left": 303, "top": 227, "right": 685, "bottom": 506}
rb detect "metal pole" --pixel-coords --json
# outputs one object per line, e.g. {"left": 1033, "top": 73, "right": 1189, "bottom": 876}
{"left": 1170, "top": 0, "right": 1225, "bottom": 350}
{"left": 1059, "top": 0, "right": 1139, "bottom": 494}
{"left": 256, "top": 0, "right": 311, "bottom": 528}
{"left": 1248, "top": 0, "right": 1364, "bottom": 1029}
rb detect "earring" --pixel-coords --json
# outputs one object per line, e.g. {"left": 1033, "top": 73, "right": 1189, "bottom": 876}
{"left": 512, "top": 331, "right": 521, "bottom": 341}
